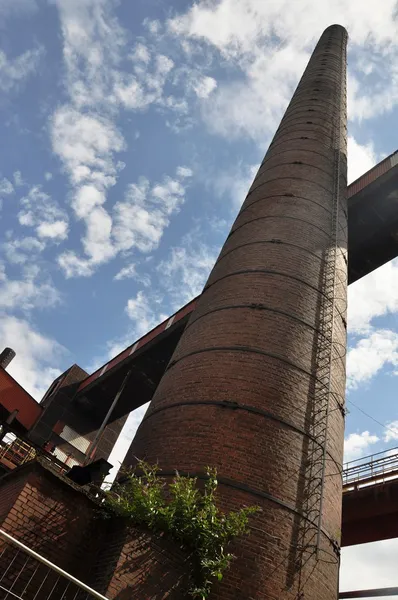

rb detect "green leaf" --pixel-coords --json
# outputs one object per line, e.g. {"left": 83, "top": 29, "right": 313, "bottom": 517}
{"left": 102, "top": 460, "right": 258, "bottom": 598}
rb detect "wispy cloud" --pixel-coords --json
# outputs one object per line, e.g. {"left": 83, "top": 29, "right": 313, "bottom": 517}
{"left": 58, "top": 166, "right": 192, "bottom": 277}
{"left": 348, "top": 259, "right": 398, "bottom": 335}
{"left": 0, "top": 46, "right": 44, "bottom": 93}
{"left": 0, "top": 313, "right": 65, "bottom": 399}
{"left": 167, "top": 0, "right": 398, "bottom": 141}
{"left": 344, "top": 430, "right": 379, "bottom": 463}
{"left": 347, "top": 135, "right": 378, "bottom": 184}
{"left": 157, "top": 232, "right": 218, "bottom": 306}
{"left": 18, "top": 184, "right": 69, "bottom": 242}
{"left": 51, "top": 0, "right": 188, "bottom": 279}
{"left": 347, "top": 329, "right": 398, "bottom": 390}
{"left": 3, "top": 236, "right": 46, "bottom": 265}
{"left": 0, "top": 263, "right": 60, "bottom": 312}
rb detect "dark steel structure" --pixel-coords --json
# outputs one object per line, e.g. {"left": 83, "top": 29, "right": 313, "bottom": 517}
{"left": 0, "top": 348, "right": 16, "bottom": 370}
{"left": 125, "top": 25, "right": 349, "bottom": 599}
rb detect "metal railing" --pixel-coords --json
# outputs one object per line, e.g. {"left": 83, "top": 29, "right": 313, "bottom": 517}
{"left": 0, "top": 434, "right": 36, "bottom": 470}
{"left": 339, "top": 587, "right": 398, "bottom": 597}
{"left": 0, "top": 529, "right": 109, "bottom": 600}
{"left": 342, "top": 446, "right": 398, "bottom": 488}
{"left": 0, "top": 431, "right": 80, "bottom": 477}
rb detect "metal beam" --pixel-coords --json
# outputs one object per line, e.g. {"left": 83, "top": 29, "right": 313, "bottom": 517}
{"left": 340, "top": 588, "right": 398, "bottom": 598}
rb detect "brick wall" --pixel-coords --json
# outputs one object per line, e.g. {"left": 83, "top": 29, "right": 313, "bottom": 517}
{"left": 125, "top": 24, "right": 348, "bottom": 600}
{"left": 0, "top": 459, "right": 191, "bottom": 599}
{"left": 0, "top": 460, "right": 98, "bottom": 579}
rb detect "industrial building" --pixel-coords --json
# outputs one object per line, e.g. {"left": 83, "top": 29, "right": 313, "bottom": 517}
{"left": 1, "top": 24, "right": 398, "bottom": 600}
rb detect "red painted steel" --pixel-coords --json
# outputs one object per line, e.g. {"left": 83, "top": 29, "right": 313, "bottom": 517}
{"left": 0, "top": 369, "right": 42, "bottom": 430}
{"left": 77, "top": 297, "right": 198, "bottom": 392}
{"left": 347, "top": 152, "right": 396, "bottom": 197}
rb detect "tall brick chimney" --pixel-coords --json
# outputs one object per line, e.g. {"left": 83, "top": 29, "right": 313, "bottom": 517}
{"left": 0, "top": 347, "right": 16, "bottom": 370}
{"left": 127, "top": 25, "right": 348, "bottom": 599}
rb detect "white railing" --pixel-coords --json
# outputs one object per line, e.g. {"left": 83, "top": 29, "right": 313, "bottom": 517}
{"left": 342, "top": 446, "right": 398, "bottom": 488}
{"left": 0, "top": 529, "right": 109, "bottom": 600}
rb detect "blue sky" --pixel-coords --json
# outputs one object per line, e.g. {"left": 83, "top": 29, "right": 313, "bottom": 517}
{"left": 2, "top": 0, "right": 398, "bottom": 593}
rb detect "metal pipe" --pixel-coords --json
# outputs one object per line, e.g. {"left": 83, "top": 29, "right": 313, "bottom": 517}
{"left": 0, "top": 529, "right": 109, "bottom": 600}
{"left": 83, "top": 369, "right": 132, "bottom": 465}
{"left": 340, "top": 588, "right": 398, "bottom": 598}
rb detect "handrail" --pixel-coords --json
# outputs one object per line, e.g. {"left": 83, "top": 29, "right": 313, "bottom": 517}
{"left": 339, "top": 586, "right": 398, "bottom": 598}
{"left": 0, "top": 529, "right": 110, "bottom": 600}
{"left": 344, "top": 445, "right": 398, "bottom": 468}
{"left": 343, "top": 448, "right": 398, "bottom": 487}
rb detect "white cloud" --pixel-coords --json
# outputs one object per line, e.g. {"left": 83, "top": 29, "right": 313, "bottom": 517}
{"left": 131, "top": 43, "right": 151, "bottom": 64}
{"left": 112, "top": 168, "right": 191, "bottom": 254}
{"left": 4, "top": 236, "right": 46, "bottom": 265}
{"left": 341, "top": 538, "right": 398, "bottom": 598}
{"left": 57, "top": 251, "right": 95, "bottom": 278}
{"left": 51, "top": 107, "right": 125, "bottom": 187}
{"left": 54, "top": 0, "right": 175, "bottom": 111}
{"left": 13, "top": 171, "right": 24, "bottom": 187}
{"left": 51, "top": 0, "right": 184, "bottom": 280}
{"left": 37, "top": 220, "right": 68, "bottom": 241}
{"left": 114, "top": 264, "right": 137, "bottom": 281}
{"left": 157, "top": 233, "right": 218, "bottom": 305}
{"left": 167, "top": 0, "right": 398, "bottom": 141}
{"left": 347, "top": 329, "right": 398, "bottom": 390}
{"left": 52, "top": 107, "right": 123, "bottom": 273}
{"left": 348, "top": 259, "right": 398, "bottom": 335}
{"left": 94, "top": 289, "right": 168, "bottom": 375}
{"left": 347, "top": 136, "right": 378, "bottom": 184}
{"left": 383, "top": 421, "right": 398, "bottom": 443}
{"left": 214, "top": 161, "right": 259, "bottom": 209}
{"left": 0, "top": 265, "right": 60, "bottom": 312}
{"left": 193, "top": 75, "right": 217, "bottom": 98}
{"left": 0, "top": 178, "right": 14, "bottom": 196}
{"left": 125, "top": 290, "right": 168, "bottom": 338}
{"left": 0, "top": 314, "right": 65, "bottom": 399}
{"left": 18, "top": 185, "right": 69, "bottom": 241}
{"left": 71, "top": 185, "right": 106, "bottom": 219}
{"left": 82, "top": 206, "right": 115, "bottom": 264}
{"left": 202, "top": 45, "right": 309, "bottom": 143}
{"left": 176, "top": 166, "right": 193, "bottom": 178}
{"left": 59, "top": 165, "right": 191, "bottom": 278}
{"left": 344, "top": 431, "right": 379, "bottom": 463}
{"left": 44, "top": 172, "right": 53, "bottom": 181}
{"left": 169, "top": 0, "right": 398, "bottom": 57}
{"left": 0, "top": 46, "right": 43, "bottom": 93}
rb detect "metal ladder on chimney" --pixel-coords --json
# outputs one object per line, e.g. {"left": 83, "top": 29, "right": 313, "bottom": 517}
{"left": 299, "top": 35, "right": 348, "bottom": 568}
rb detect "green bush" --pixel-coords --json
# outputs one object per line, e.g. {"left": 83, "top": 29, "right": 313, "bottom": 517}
{"left": 104, "top": 462, "right": 259, "bottom": 599}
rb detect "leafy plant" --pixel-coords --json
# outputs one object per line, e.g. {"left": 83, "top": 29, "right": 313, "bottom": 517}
{"left": 104, "top": 462, "right": 259, "bottom": 599}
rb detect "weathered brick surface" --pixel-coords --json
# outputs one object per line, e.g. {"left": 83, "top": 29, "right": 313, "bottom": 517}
{"left": 126, "top": 25, "right": 348, "bottom": 599}
{"left": 94, "top": 522, "right": 191, "bottom": 599}
{"left": 0, "top": 461, "right": 98, "bottom": 578}
{"left": 0, "top": 461, "right": 192, "bottom": 599}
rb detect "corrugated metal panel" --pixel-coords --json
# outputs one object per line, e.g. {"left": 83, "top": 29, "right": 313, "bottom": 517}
{"left": 59, "top": 424, "right": 90, "bottom": 453}
{"left": 53, "top": 447, "right": 80, "bottom": 467}
{"left": 347, "top": 152, "right": 398, "bottom": 198}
